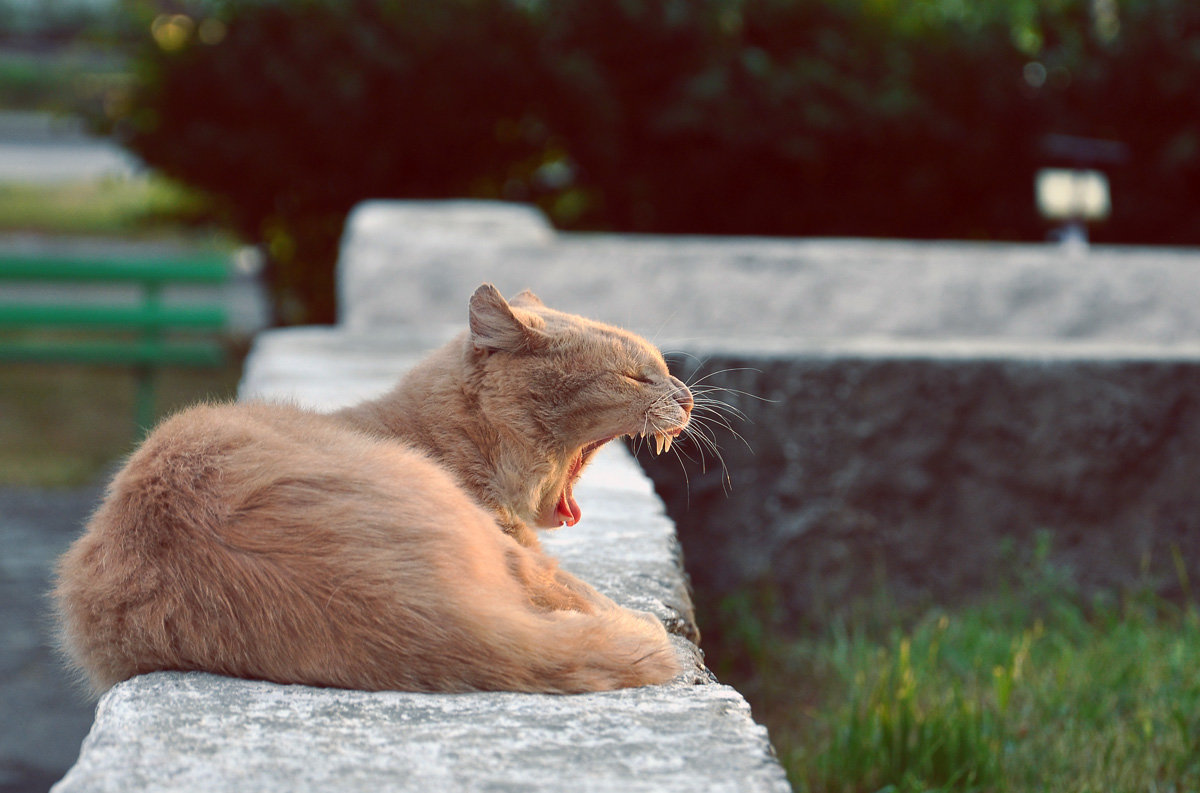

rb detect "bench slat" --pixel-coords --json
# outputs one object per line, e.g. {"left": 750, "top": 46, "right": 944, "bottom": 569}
{"left": 0, "top": 339, "right": 227, "bottom": 367}
{"left": 0, "top": 303, "right": 227, "bottom": 330}
{"left": 0, "top": 254, "right": 230, "bottom": 284}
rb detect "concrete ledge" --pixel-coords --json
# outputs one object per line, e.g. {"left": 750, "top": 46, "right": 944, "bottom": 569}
{"left": 54, "top": 671, "right": 780, "bottom": 793}
{"left": 53, "top": 326, "right": 789, "bottom": 793}
{"left": 336, "top": 201, "right": 1200, "bottom": 345}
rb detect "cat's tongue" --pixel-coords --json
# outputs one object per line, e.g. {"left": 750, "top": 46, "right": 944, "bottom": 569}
{"left": 556, "top": 488, "right": 582, "bottom": 527}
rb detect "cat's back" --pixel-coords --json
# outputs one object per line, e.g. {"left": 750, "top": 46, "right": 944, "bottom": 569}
{"left": 88, "top": 401, "right": 353, "bottom": 529}
{"left": 71, "top": 398, "right": 448, "bottom": 552}
{"left": 53, "top": 400, "right": 459, "bottom": 691}
{"left": 131, "top": 399, "right": 355, "bottom": 473}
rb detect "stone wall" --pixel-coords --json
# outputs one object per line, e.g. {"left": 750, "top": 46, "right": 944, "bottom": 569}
{"left": 636, "top": 342, "right": 1200, "bottom": 626}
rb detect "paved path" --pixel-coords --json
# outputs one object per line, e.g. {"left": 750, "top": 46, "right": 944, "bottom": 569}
{"left": 0, "top": 140, "right": 139, "bottom": 184}
{"left": 0, "top": 112, "right": 140, "bottom": 184}
{"left": 0, "top": 485, "right": 102, "bottom": 793}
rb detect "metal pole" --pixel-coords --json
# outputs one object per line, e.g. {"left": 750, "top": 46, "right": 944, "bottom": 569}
{"left": 135, "top": 281, "right": 163, "bottom": 437}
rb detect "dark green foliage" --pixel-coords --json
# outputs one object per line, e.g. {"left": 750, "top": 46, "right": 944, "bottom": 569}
{"left": 120, "top": 0, "right": 551, "bottom": 323}
{"left": 115, "top": 0, "right": 1200, "bottom": 323}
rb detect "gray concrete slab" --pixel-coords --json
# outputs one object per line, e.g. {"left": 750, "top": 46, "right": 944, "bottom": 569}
{"left": 55, "top": 671, "right": 781, "bottom": 793}
{"left": 339, "top": 200, "right": 1200, "bottom": 347}
{"left": 637, "top": 345, "right": 1200, "bottom": 625}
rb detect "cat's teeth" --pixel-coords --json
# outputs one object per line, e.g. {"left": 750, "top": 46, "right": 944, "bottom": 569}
{"left": 662, "top": 434, "right": 673, "bottom": 454}
{"left": 654, "top": 433, "right": 666, "bottom": 455}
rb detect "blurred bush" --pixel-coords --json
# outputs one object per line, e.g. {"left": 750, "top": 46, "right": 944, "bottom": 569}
{"left": 112, "top": 0, "right": 1200, "bottom": 324}
{"left": 115, "top": 0, "right": 551, "bottom": 323}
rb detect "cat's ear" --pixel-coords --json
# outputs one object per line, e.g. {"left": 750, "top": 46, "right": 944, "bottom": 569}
{"left": 509, "top": 289, "right": 543, "bottom": 308}
{"left": 469, "top": 284, "right": 545, "bottom": 353}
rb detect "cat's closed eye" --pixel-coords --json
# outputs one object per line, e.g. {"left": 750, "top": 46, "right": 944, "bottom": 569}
{"left": 621, "top": 372, "right": 653, "bottom": 385}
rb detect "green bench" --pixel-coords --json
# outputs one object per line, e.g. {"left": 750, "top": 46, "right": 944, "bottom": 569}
{"left": 0, "top": 252, "right": 233, "bottom": 434}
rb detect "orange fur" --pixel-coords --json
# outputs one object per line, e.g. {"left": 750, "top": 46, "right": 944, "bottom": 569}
{"left": 53, "top": 285, "right": 694, "bottom": 694}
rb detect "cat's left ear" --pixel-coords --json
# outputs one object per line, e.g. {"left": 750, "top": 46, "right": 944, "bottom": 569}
{"left": 469, "top": 284, "right": 546, "bottom": 353}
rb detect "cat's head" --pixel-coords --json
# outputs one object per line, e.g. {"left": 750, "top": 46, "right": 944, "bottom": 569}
{"left": 466, "top": 283, "right": 693, "bottom": 529}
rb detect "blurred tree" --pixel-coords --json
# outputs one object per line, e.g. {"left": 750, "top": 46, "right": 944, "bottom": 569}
{"left": 113, "top": 0, "right": 1200, "bottom": 324}
{"left": 120, "top": 0, "right": 551, "bottom": 324}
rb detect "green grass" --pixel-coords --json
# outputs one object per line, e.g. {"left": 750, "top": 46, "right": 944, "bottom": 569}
{"left": 0, "top": 176, "right": 222, "bottom": 238}
{"left": 709, "top": 540, "right": 1200, "bottom": 792}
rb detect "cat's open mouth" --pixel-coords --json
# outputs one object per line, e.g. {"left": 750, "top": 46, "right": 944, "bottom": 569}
{"left": 555, "top": 436, "right": 612, "bottom": 527}
{"left": 554, "top": 428, "right": 684, "bottom": 527}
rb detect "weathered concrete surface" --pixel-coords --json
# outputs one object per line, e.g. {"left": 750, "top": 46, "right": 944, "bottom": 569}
{"left": 53, "top": 326, "right": 788, "bottom": 793}
{"left": 339, "top": 200, "right": 1200, "bottom": 345}
{"left": 637, "top": 341, "right": 1200, "bottom": 625}
{"left": 55, "top": 671, "right": 781, "bottom": 793}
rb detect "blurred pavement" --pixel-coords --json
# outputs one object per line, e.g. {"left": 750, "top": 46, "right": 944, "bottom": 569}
{"left": 0, "top": 486, "right": 102, "bottom": 793}
{"left": 0, "top": 112, "right": 140, "bottom": 184}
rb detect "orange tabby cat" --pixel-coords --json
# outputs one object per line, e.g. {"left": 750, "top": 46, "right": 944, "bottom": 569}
{"left": 53, "top": 284, "right": 693, "bottom": 695}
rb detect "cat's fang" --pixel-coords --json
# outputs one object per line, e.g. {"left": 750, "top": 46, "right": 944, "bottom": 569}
{"left": 662, "top": 434, "right": 673, "bottom": 453}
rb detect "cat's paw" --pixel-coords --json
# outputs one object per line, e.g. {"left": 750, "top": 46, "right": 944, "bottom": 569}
{"left": 608, "top": 609, "right": 679, "bottom": 686}
{"left": 628, "top": 607, "right": 666, "bottom": 628}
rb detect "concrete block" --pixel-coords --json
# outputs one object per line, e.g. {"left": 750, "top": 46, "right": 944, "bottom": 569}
{"left": 335, "top": 200, "right": 1200, "bottom": 345}
{"left": 53, "top": 671, "right": 786, "bottom": 793}
{"left": 338, "top": 200, "right": 554, "bottom": 328}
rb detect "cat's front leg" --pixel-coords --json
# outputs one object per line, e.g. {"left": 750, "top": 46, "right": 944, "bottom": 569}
{"left": 550, "top": 567, "right": 621, "bottom": 612}
{"left": 550, "top": 571, "right": 673, "bottom": 636}
{"left": 502, "top": 542, "right": 617, "bottom": 614}
{"left": 498, "top": 514, "right": 542, "bottom": 549}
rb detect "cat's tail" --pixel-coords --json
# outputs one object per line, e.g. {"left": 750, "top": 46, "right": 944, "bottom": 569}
{"left": 466, "top": 600, "right": 682, "bottom": 693}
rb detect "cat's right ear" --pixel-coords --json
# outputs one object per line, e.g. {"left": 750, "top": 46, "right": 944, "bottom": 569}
{"left": 510, "top": 289, "right": 543, "bottom": 308}
{"left": 468, "top": 284, "right": 546, "bottom": 353}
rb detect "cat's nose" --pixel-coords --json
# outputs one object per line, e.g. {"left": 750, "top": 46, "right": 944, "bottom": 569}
{"left": 669, "top": 376, "right": 693, "bottom": 416}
